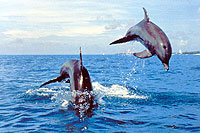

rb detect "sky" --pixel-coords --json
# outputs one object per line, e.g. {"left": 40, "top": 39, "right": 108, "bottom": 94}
{"left": 0, "top": 0, "right": 200, "bottom": 55}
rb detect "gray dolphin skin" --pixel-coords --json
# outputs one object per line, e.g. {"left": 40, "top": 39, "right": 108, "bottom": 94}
{"left": 110, "top": 8, "right": 172, "bottom": 71}
{"left": 40, "top": 48, "right": 92, "bottom": 92}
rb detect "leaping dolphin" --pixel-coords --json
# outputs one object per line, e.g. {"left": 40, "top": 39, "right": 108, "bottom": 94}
{"left": 110, "top": 8, "right": 172, "bottom": 71}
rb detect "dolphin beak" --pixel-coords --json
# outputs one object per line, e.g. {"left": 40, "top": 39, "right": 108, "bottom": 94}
{"left": 163, "top": 63, "right": 169, "bottom": 71}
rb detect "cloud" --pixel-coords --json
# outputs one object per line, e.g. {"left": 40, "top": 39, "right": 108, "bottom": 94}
{"left": 0, "top": 0, "right": 129, "bottom": 39}
{"left": 1, "top": 0, "right": 199, "bottom": 54}
{"left": 3, "top": 30, "right": 52, "bottom": 39}
{"left": 0, "top": 0, "right": 127, "bottom": 24}
{"left": 105, "top": 20, "right": 123, "bottom": 30}
{"left": 104, "top": 18, "right": 138, "bottom": 31}
{"left": 1, "top": 10, "right": 95, "bottom": 25}
{"left": 3, "top": 25, "right": 106, "bottom": 39}
{"left": 58, "top": 26, "right": 106, "bottom": 36}
{"left": 179, "top": 40, "right": 188, "bottom": 46}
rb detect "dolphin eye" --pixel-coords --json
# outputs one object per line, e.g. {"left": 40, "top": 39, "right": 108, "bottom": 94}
{"left": 163, "top": 45, "right": 167, "bottom": 49}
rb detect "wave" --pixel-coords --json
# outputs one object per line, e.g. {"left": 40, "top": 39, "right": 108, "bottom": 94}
{"left": 92, "top": 82, "right": 148, "bottom": 99}
{"left": 26, "top": 86, "right": 72, "bottom": 107}
{"left": 25, "top": 82, "right": 148, "bottom": 107}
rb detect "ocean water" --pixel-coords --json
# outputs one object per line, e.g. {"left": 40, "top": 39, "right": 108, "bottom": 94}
{"left": 0, "top": 54, "right": 199, "bottom": 132}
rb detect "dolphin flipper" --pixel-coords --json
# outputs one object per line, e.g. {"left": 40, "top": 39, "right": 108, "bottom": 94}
{"left": 110, "top": 35, "right": 142, "bottom": 45}
{"left": 133, "top": 50, "right": 154, "bottom": 58}
{"left": 40, "top": 76, "right": 65, "bottom": 87}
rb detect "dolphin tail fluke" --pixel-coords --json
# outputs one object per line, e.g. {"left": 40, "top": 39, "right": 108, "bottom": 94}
{"left": 110, "top": 35, "right": 139, "bottom": 45}
{"left": 80, "top": 47, "right": 83, "bottom": 69}
{"left": 133, "top": 50, "right": 154, "bottom": 58}
{"left": 143, "top": 7, "right": 149, "bottom": 22}
{"left": 40, "top": 76, "right": 64, "bottom": 87}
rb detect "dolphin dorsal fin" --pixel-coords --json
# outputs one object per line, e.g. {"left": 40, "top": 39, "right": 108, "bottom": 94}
{"left": 143, "top": 7, "right": 149, "bottom": 22}
{"left": 80, "top": 47, "right": 83, "bottom": 69}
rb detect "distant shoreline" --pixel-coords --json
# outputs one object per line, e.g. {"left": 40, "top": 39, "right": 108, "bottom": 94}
{"left": 0, "top": 51, "right": 200, "bottom": 56}
{"left": 116, "top": 51, "right": 200, "bottom": 55}
{"left": 173, "top": 51, "right": 200, "bottom": 55}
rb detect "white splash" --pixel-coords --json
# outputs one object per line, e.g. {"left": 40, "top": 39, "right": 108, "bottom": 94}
{"left": 26, "top": 86, "right": 72, "bottom": 107}
{"left": 26, "top": 87, "right": 56, "bottom": 96}
{"left": 25, "top": 82, "right": 147, "bottom": 107}
{"left": 26, "top": 86, "right": 69, "bottom": 96}
{"left": 61, "top": 99, "right": 69, "bottom": 107}
{"left": 92, "top": 82, "right": 148, "bottom": 99}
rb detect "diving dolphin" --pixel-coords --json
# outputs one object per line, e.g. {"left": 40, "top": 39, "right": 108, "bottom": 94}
{"left": 110, "top": 8, "right": 172, "bottom": 71}
{"left": 40, "top": 48, "right": 95, "bottom": 117}
{"left": 40, "top": 48, "right": 92, "bottom": 92}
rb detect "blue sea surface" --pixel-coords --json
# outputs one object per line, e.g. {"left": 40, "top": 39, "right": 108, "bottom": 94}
{"left": 0, "top": 55, "right": 200, "bottom": 132}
